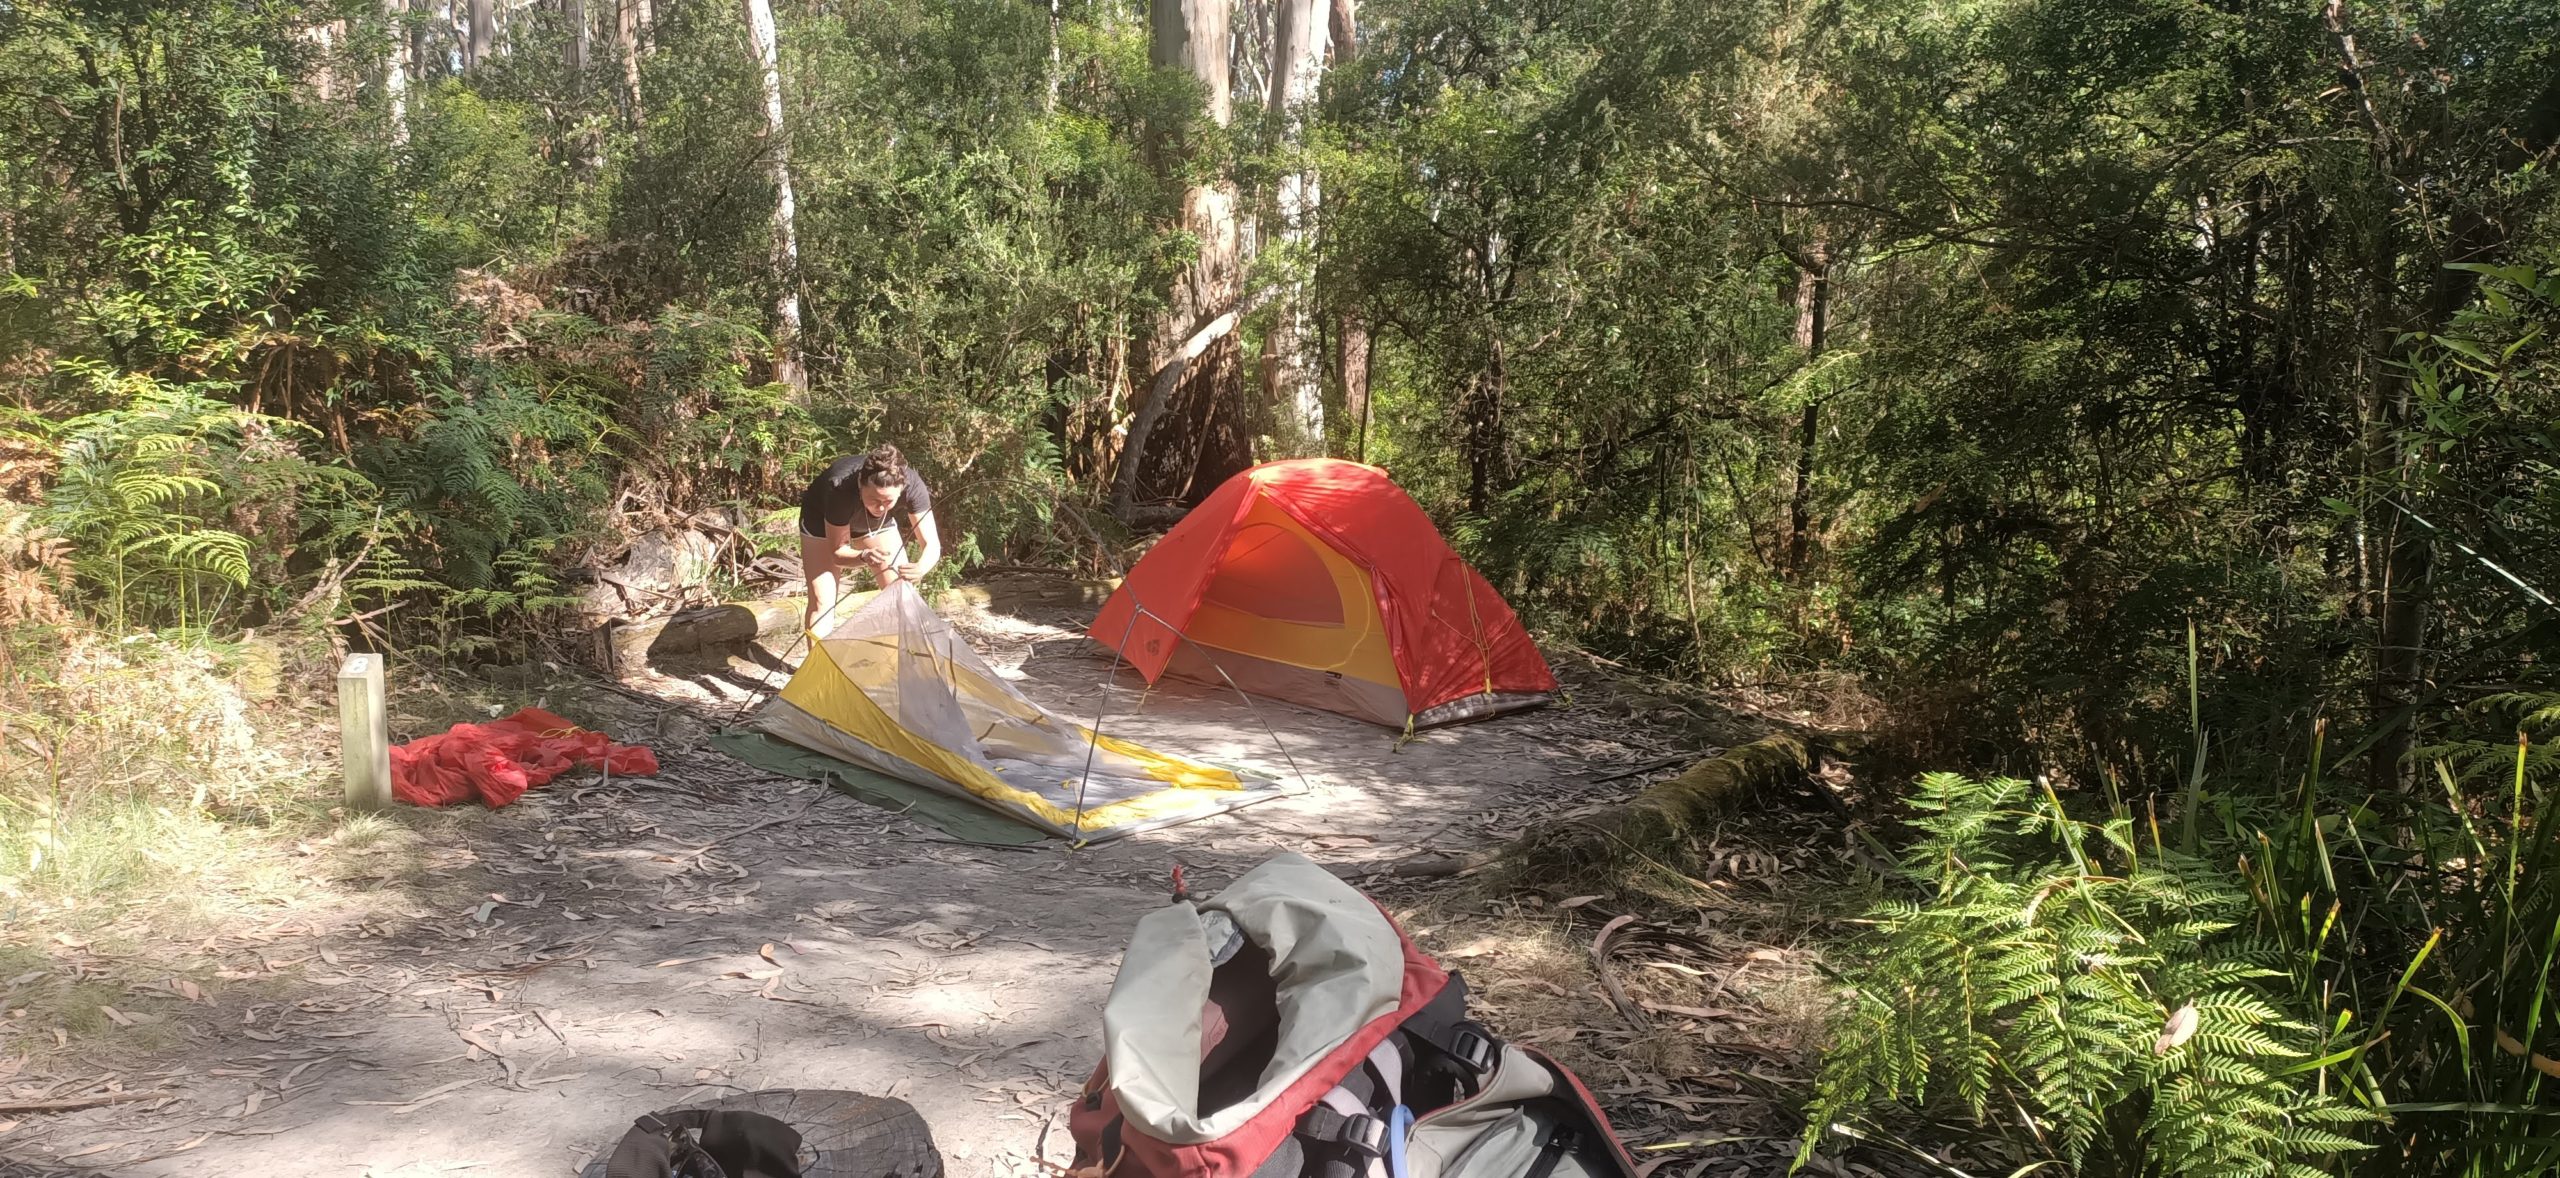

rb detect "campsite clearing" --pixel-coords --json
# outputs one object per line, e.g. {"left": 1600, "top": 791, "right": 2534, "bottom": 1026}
{"left": 0, "top": 588, "right": 1841, "bottom": 1178}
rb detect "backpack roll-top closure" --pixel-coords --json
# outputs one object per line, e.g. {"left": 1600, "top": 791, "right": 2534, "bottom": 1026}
{"left": 1100, "top": 854, "right": 1416, "bottom": 1147}
{"left": 1103, "top": 898, "right": 1216, "bottom": 1130}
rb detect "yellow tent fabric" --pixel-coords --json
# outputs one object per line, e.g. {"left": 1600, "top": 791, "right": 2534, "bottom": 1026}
{"left": 757, "top": 581, "right": 1288, "bottom": 841}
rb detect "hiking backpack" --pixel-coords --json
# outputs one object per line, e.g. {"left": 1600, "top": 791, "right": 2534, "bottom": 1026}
{"left": 1066, "top": 854, "right": 1638, "bottom": 1178}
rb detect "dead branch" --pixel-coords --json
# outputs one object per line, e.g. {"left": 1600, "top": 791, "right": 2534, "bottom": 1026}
{"left": 0, "top": 1089, "right": 168, "bottom": 1114}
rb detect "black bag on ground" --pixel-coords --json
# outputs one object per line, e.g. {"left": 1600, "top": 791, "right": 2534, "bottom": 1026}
{"left": 585, "top": 1089, "right": 942, "bottom": 1178}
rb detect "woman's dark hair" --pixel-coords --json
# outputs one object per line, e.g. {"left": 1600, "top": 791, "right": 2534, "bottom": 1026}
{"left": 856, "top": 444, "right": 906, "bottom": 490}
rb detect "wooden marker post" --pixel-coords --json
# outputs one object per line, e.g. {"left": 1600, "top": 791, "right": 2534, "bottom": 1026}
{"left": 339, "top": 653, "right": 391, "bottom": 813}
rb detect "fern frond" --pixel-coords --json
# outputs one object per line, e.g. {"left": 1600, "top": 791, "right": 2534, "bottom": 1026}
{"left": 1803, "top": 773, "right": 2375, "bottom": 1177}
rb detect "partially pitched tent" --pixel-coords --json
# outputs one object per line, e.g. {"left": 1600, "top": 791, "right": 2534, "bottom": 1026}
{"left": 1090, "top": 459, "right": 1556, "bottom": 730}
{"left": 759, "top": 581, "right": 1287, "bottom": 841}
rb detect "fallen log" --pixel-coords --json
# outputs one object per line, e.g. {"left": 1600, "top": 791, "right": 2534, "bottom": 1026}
{"left": 608, "top": 597, "right": 805, "bottom": 674}
{"left": 600, "top": 576, "right": 1127, "bottom": 678}
{"left": 1488, "top": 732, "right": 1819, "bottom": 886}
{"left": 1323, "top": 853, "right": 1488, "bottom": 880}
{"left": 942, "top": 574, "right": 1124, "bottom": 611}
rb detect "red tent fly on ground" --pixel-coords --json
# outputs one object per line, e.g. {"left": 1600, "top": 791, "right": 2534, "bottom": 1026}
{"left": 1089, "top": 459, "right": 1555, "bottom": 730}
{"left": 391, "top": 707, "right": 658, "bottom": 808}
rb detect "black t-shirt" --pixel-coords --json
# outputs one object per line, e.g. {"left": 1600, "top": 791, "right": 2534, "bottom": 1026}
{"left": 799, "top": 458, "right": 933, "bottom": 538}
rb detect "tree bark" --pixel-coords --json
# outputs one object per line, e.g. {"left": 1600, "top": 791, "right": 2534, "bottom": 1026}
{"left": 466, "top": 0, "right": 493, "bottom": 67}
{"left": 741, "top": 0, "right": 807, "bottom": 395}
{"left": 1151, "top": 0, "right": 1230, "bottom": 124}
{"left": 1113, "top": 308, "right": 1239, "bottom": 517}
{"left": 1784, "top": 245, "right": 1829, "bottom": 581}
{"left": 615, "top": 0, "right": 646, "bottom": 127}
{"left": 563, "top": 0, "right": 589, "bottom": 73}
{"left": 1324, "top": 0, "right": 1366, "bottom": 462}
{"left": 1494, "top": 734, "right": 1819, "bottom": 885}
{"left": 1045, "top": 0, "right": 1063, "bottom": 112}
{"left": 308, "top": 22, "right": 339, "bottom": 102}
{"left": 384, "top": 0, "right": 409, "bottom": 144}
{"left": 1118, "top": 0, "right": 1243, "bottom": 520}
{"left": 1334, "top": 318, "right": 1371, "bottom": 461}
{"left": 1262, "top": 0, "right": 1329, "bottom": 455}
{"left": 2328, "top": 0, "right": 2428, "bottom": 794}
{"left": 434, "top": 0, "right": 454, "bottom": 73}
{"left": 1463, "top": 336, "right": 1510, "bottom": 514}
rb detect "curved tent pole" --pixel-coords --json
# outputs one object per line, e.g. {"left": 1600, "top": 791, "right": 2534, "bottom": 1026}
{"left": 721, "top": 579, "right": 869, "bottom": 731}
{"left": 1065, "top": 600, "right": 1145, "bottom": 848}
{"left": 1067, "top": 559, "right": 1313, "bottom": 848}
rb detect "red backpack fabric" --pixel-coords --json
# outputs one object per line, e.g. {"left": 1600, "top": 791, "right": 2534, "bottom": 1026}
{"left": 1065, "top": 855, "right": 1636, "bottom": 1178}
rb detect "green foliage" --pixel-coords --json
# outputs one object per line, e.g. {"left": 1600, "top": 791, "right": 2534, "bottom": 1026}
{"left": 2231, "top": 720, "right": 2560, "bottom": 1177}
{"left": 407, "top": 84, "right": 596, "bottom": 266}
{"left": 1805, "top": 773, "right": 2373, "bottom": 1177}
{"left": 30, "top": 371, "right": 372, "bottom": 632}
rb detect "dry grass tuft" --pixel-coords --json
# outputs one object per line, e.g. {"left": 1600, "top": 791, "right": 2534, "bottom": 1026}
{"left": 0, "top": 623, "right": 478, "bottom": 1060}
{"left": 1362, "top": 794, "right": 1874, "bottom": 1173}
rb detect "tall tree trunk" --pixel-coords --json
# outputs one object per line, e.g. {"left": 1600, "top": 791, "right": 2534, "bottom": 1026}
{"left": 1334, "top": 318, "right": 1371, "bottom": 461}
{"left": 1045, "top": 0, "right": 1063, "bottom": 112}
{"left": 1262, "top": 0, "right": 1328, "bottom": 455}
{"left": 1116, "top": 0, "right": 1243, "bottom": 520}
{"left": 433, "top": 0, "right": 453, "bottom": 73}
{"left": 740, "top": 0, "right": 806, "bottom": 395}
{"left": 1784, "top": 245, "right": 1829, "bottom": 581}
{"left": 1323, "top": 0, "right": 1367, "bottom": 461}
{"left": 615, "top": 0, "right": 646, "bottom": 127}
{"left": 563, "top": 0, "right": 588, "bottom": 73}
{"left": 2329, "top": 0, "right": 2428, "bottom": 794}
{"left": 466, "top": 0, "right": 493, "bottom": 67}
{"left": 1463, "top": 337, "right": 1510, "bottom": 514}
{"left": 384, "top": 0, "right": 410, "bottom": 144}
{"left": 308, "top": 22, "right": 339, "bottom": 101}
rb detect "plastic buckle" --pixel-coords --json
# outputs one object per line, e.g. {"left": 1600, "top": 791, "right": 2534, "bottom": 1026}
{"left": 1343, "top": 1113, "right": 1389, "bottom": 1158}
{"left": 1450, "top": 1027, "right": 1496, "bottom": 1075}
{"left": 635, "top": 1113, "right": 671, "bottom": 1135}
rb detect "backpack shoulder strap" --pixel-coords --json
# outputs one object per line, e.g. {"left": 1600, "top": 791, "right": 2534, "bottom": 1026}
{"left": 1399, "top": 974, "right": 1497, "bottom": 1088}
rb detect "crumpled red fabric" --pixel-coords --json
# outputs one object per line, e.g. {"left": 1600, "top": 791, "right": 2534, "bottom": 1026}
{"left": 389, "top": 706, "right": 659, "bottom": 808}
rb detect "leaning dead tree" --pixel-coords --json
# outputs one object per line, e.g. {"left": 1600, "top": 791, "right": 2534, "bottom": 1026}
{"left": 1113, "top": 0, "right": 1246, "bottom": 520}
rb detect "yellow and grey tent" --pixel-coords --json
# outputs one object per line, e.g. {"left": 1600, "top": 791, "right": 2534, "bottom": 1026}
{"left": 757, "top": 581, "right": 1290, "bottom": 842}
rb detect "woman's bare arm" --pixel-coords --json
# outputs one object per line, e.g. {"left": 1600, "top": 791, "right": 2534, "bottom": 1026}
{"left": 898, "top": 511, "right": 942, "bottom": 582}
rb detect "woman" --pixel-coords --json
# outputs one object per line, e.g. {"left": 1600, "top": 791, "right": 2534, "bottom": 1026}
{"left": 797, "top": 444, "right": 941, "bottom": 630}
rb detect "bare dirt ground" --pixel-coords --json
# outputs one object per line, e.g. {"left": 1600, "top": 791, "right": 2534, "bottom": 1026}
{"left": 0, "top": 593, "right": 1854, "bottom": 1178}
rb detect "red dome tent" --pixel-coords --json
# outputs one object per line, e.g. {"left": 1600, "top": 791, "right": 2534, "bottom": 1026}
{"left": 1089, "top": 459, "right": 1556, "bottom": 730}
